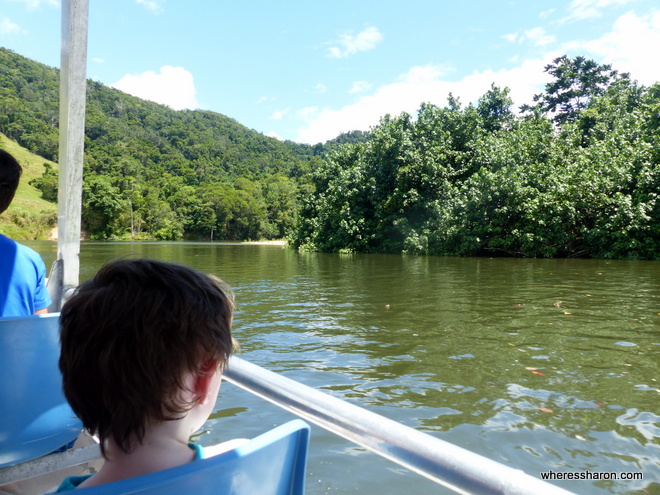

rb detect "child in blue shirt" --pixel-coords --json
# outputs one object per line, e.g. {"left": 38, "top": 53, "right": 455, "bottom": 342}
{"left": 56, "top": 259, "right": 235, "bottom": 491}
{"left": 0, "top": 148, "right": 51, "bottom": 316}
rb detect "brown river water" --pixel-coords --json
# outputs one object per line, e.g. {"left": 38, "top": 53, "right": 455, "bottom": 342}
{"left": 26, "top": 241, "right": 660, "bottom": 494}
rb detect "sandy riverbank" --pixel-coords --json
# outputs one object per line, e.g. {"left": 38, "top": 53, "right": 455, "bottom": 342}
{"left": 47, "top": 227, "right": 288, "bottom": 246}
{"left": 240, "top": 240, "right": 288, "bottom": 246}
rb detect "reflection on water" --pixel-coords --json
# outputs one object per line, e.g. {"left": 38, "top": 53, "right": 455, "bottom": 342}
{"left": 27, "top": 241, "right": 660, "bottom": 494}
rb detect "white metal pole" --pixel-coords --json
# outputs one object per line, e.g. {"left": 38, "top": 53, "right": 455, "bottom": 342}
{"left": 224, "top": 356, "right": 577, "bottom": 495}
{"left": 57, "top": 0, "right": 89, "bottom": 299}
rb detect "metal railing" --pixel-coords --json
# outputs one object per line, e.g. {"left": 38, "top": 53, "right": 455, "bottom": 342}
{"left": 0, "top": 357, "right": 577, "bottom": 495}
{"left": 0, "top": 444, "right": 100, "bottom": 485}
{"left": 224, "top": 356, "right": 576, "bottom": 495}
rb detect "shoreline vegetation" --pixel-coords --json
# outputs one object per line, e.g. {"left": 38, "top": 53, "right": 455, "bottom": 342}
{"left": 290, "top": 57, "right": 660, "bottom": 260}
{"left": 1, "top": 48, "right": 658, "bottom": 259}
{"left": 37, "top": 225, "right": 287, "bottom": 245}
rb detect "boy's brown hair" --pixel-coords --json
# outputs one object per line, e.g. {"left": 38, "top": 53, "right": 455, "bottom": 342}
{"left": 59, "top": 259, "right": 234, "bottom": 456}
{"left": 0, "top": 149, "right": 22, "bottom": 214}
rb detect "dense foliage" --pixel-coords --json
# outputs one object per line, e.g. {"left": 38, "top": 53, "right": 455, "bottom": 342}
{"left": 0, "top": 47, "right": 320, "bottom": 240}
{"left": 2, "top": 47, "right": 658, "bottom": 258}
{"left": 292, "top": 58, "right": 660, "bottom": 259}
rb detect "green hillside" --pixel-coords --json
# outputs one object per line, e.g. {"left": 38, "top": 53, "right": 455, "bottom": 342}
{"left": 0, "top": 47, "right": 323, "bottom": 241}
{"left": 0, "top": 133, "right": 57, "bottom": 240}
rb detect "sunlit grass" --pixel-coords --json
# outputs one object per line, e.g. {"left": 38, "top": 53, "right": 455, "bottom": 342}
{"left": 0, "top": 133, "right": 58, "bottom": 240}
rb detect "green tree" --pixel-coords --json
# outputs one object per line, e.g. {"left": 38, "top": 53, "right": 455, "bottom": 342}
{"left": 532, "top": 55, "right": 622, "bottom": 124}
{"left": 262, "top": 174, "right": 299, "bottom": 238}
{"left": 82, "top": 174, "right": 127, "bottom": 239}
{"left": 292, "top": 76, "right": 660, "bottom": 260}
{"left": 29, "top": 162, "right": 58, "bottom": 202}
{"left": 477, "top": 84, "right": 514, "bottom": 133}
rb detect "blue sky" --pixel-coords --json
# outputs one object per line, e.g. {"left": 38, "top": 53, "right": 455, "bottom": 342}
{"left": 1, "top": 0, "right": 659, "bottom": 144}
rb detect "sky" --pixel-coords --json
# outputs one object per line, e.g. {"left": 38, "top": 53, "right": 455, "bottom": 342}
{"left": 1, "top": 0, "right": 659, "bottom": 145}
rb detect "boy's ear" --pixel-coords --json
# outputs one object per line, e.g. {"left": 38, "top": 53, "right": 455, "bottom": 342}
{"left": 194, "top": 359, "right": 221, "bottom": 405}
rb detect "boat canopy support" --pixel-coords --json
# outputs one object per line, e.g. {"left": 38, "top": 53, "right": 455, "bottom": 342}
{"left": 50, "top": 0, "right": 89, "bottom": 311}
{"left": 224, "top": 356, "right": 576, "bottom": 495}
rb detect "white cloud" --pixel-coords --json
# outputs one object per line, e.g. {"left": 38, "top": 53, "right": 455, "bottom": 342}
{"left": 398, "top": 64, "right": 453, "bottom": 83}
{"left": 524, "top": 27, "right": 555, "bottom": 46}
{"left": 563, "top": 0, "right": 636, "bottom": 22}
{"left": 296, "top": 58, "right": 553, "bottom": 144}
{"left": 111, "top": 66, "right": 198, "bottom": 110}
{"left": 327, "top": 26, "right": 383, "bottom": 58}
{"left": 540, "top": 9, "right": 556, "bottom": 19}
{"left": 313, "top": 83, "right": 327, "bottom": 94}
{"left": 256, "top": 96, "right": 275, "bottom": 104}
{"left": 270, "top": 108, "right": 291, "bottom": 120}
{"left": 503, "top": 33, "right": 518, "bottom": 43}
{"left": 503, "top": 27, "right": 555, "bottom": 46}
{"left": 295, "top": 5, "right": 659, "bottom": 144}
{"left": 297, "top": 107, "right": 319, "bottom": 121}
{"left": 4, "top": 0, "right": 58, "bottom": 10}
{"left": 0, "top": 15, "right": 23, "bottom": 35}
{"left": 575, "top": 10, "right": 660, "bottom": 85}
{"left": 136, "top": 0, "right": 164, "bottom": 13}
{"left": 349, "top": 81, "right": 373, "bottom": 94}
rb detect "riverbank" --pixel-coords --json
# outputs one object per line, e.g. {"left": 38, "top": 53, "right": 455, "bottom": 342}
{"left": 43, "top": 227, "right": 288, "bottom": 246}
{"left": 241, "top": 240, "right": 287, "bottom": 246}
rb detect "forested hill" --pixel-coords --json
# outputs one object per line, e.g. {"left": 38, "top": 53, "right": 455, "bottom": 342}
{"left": 3, "top": 47, "right": 659, "bottom": 259}
{"left": 0, "top": 47, "right": 315, "bottom": 175}
{"left": 0, "top": 47, "right": 322, "bottom": 240}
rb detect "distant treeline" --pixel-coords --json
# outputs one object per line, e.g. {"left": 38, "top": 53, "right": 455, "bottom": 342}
{"left": 291, "top": 56, "right": 660, "bottom": 259}
{"left": 2, "top": 47, "right": 659, "bottom": 258}
{"left": 0, "top": 47, "right": 366, "bottom": 240}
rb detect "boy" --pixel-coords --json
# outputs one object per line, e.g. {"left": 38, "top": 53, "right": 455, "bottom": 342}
{"left": 0, "top": 149, "right": 51, "bottom": 316}
{"left": 56, "top": 258, "right": 235, "bottom": 491}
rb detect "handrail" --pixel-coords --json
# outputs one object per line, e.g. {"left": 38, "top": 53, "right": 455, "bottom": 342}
{"left": 0, "top": 444, "right": 100, "bottom": 485}
{"left": 224, "top": 356, "right": 576, "bottom": 495}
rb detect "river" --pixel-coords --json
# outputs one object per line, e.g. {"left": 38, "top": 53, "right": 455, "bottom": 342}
{"left": 26, "top": 241, "right": 660, "bottom": 494}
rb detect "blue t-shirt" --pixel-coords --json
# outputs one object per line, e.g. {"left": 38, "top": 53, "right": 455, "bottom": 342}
{"left": 0, "top": 234, "right": 51, "bottom": 316}
{"left": 55, "top": 443, "right": 204, "bottom": 492}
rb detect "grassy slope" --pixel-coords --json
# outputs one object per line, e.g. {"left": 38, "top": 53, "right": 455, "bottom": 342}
{"left": 0, "top": 133, "right": 58, "bottom": 240}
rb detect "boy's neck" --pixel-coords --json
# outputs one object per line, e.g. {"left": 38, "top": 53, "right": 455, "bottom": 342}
{"left": 79, "top": 421, "right": 197, "bottom": 488}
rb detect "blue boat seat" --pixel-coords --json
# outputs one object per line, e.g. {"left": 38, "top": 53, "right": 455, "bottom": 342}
{"left": 0, "top": 314, "right": 82, "bottom": 468}
{"left": 71, "top": 419, "right": 310, "bottom": 495}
